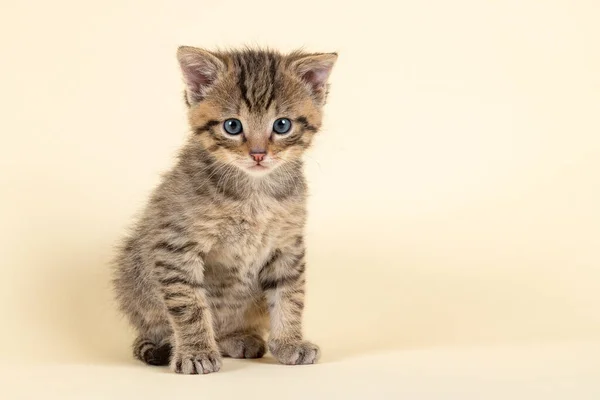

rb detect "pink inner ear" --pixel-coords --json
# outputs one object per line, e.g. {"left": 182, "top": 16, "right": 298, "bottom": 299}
{"left": 181, "top": 63, "right": 215, "bottom": 95}
{"left": 303, "top": 68, "right": 330, "bottom": 89}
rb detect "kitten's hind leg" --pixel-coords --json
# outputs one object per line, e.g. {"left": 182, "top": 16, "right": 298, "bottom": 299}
{"left": 133, "top": 335, "right": 172, "bottom": 366}
{"left": 216, "top": 302, "right": 269, "bottom": 359}
{"left": 218, "top": 331, "right": 266, "bottom": 359}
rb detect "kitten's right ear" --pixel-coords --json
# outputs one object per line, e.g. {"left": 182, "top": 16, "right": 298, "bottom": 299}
{"left": 177, "top": 46, "right": 226, "bottom": 105}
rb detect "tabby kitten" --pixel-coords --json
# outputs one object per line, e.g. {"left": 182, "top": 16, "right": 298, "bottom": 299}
{"left": 113, "top": 46, "right": 337, "bottom": 374}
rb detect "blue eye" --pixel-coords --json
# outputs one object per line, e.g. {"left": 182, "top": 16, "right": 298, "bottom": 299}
{"left": 223, "top": 119, "right": 243, "bottom": 135}
{"left": 273, "top": 118, "right": 292, "bottom": 134}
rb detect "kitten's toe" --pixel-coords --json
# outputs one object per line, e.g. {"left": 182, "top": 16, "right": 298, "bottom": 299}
{"left": 171, "top": 349, "right": 222, "bottom": 374}
{"left": 268, "top": 340, "right": 320, "bottom": 365}
{"left": 219, "top": 333, "right": 266, "bottom": 359}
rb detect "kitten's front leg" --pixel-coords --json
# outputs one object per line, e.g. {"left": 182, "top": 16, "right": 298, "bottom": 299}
{"left": 154, "top": 241, "right": 221, "bottom": 374}
{"left": 260, "top": 247, "right": 320, "bottom": 365}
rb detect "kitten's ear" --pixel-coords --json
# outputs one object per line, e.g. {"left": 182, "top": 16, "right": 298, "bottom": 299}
{"left": 289, "top": 52, "right": 338, "bottom": 103}
{"left": 177, "top": 46, "right": 226, "bottom": 105}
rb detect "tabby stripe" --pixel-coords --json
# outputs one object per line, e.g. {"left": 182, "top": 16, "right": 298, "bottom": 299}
{"left": 298, "top": 140, "right": 311, "bottom": 150}
{"left": 232, "top": 292, "right": 251, "bottom": 301}
{"left": 295, "top": 262, "right": 306, "bottom": 275}
{"left": 282, "top": 134, "right": 303, "bottom": 147}
{"left": 264, "top": 57, "right": 277, "bottom": 110}
{"left": 195, "top": 120, "right": 220, "bottom": 135}
{"left": 253, "top": 57, "right": 271, "bottom": 109}
{"left": 259, "top": 249, "right": 282, "bottom": 275}
{"left": 260, "top": 269, "right": 304, "bottom": 291}
{"left": 139, "top": 343, "right": 155, "bottom": 356}
{"left": 238, "top": 58, "right": 252, "bottom": 110}
{"left": 159, "top": 276, "right": 203, "bottom": 288}
{"left": 198, "top": 147, "right": 216, "bottom": 167}
{"left": 167, "top": 305, "right": 187, "bottom": 317}
{"left": 211, "top": 280, "right": 239, "bottom": 289}
{"left": 258, "top": 249, "right": 306, "bottom": 290}
{"left": 136, "top": 340, "right": 154, "bottom": 349}
{"left": 167, "top": 305, "right": 205, "bottom": 325}
{"left": 207, "top": 144, "right": 219, "bottom": 152}
{"left": 155, "top": 261, "right": 185, "bottom": 274}
{"left": 205, "top": 128, "right": 239, "bottom": 150}
{"left": 157, "top": 221, "right": 186, "bottom": 234}
{"left": 163, "top": 291, "right": 187, "bottom": 301}
{"left": 295, "top": 116, "right": 318, "bottom": 132}
{"left": 208, "top": 287, "right": 225, "bottom": 298}
{"left": 212, "top": 302, "right": 243, "bottom": 310}
{"left": 286, "top": 250, "right": 306, "bottom": 268}
{"left": 252, "top": 77, "right": 268, "bottom": 109}
{"left": 289, "top": 298, "right": 304, "bottom": 311}
{"left": 180, "top": 306, "right": 205, "bottom": 324}
{"left": 153, "top": 241, "right": 197, "bottom": 253}
{"left": 135, "top": 341, "right": 155, "bottom": 356}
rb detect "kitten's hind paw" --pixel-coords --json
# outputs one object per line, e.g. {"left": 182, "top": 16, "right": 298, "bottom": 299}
{"left": 219, "top": 333, "right": 266, "bottom": 359}
{"left": 268, "top": 340, "right": 320, "bottom": 365}
{"left": 171, "top": 349, "right": 222, "bottom": 374}
{"left": 133, "top": 337, "right": 171, "bottom": 366}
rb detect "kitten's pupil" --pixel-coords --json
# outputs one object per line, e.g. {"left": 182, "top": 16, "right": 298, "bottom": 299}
{"left": 273, "top": 118, "right": 292, "bottom": 134}
{"left": 224, "top": 119, "right": 243, "bottom": 135}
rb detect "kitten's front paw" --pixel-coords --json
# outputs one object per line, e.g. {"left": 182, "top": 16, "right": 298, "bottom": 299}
{"left": 171, "top": 349, "right": 222, "bottom": 374}
{"left": 268, "top": 340, "right": 320, "bottom": 365}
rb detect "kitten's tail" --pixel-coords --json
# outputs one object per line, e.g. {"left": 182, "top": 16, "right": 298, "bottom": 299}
{"left": 133, "top": 336, "right": 172, "bottom": 366}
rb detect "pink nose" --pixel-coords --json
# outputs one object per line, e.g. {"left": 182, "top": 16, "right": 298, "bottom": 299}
{"left": 250, "top": 152, "right": 266, "bottom": 163}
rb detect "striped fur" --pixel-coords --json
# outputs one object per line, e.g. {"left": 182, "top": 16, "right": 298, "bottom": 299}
{"left": 113, "top": 46, "right": 336, "bottom": 374}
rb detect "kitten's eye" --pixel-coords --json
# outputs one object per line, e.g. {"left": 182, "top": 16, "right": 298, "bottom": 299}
{"left": 223, "top": 119, "right": 243, "bottom": 135}
{"left": 273, "top": 118, "right": 292, "bottom": 134}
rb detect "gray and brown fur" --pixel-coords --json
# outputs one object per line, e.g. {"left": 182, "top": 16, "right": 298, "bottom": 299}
{"left": 112, "top": 46, "right": 337, "bottom": 374}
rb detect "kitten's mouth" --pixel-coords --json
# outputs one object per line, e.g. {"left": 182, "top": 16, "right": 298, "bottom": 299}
{"left": 237, "top": 159, "right": 278, "bottom": 175}
{"left": 248, "top": 164, "right": 268, "bottom": 171}
{"left": 243, "top": 162, "right": 275, "bottom": 176}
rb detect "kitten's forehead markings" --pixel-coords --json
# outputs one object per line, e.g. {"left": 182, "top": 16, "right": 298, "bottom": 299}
{"left": 233, "top": 52, "right": 278, "bottom": 113}
{"left": 237, "top": 56, "right": 253, "bottom": 111}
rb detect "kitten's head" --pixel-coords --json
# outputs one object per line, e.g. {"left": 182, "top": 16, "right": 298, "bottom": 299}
{"left": 177, "top": 46, "right": 337, "bottom": 176}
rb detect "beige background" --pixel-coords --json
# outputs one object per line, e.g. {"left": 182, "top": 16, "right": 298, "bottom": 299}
{"left": 1, "top": 0, "right": 599, "bottom": 398}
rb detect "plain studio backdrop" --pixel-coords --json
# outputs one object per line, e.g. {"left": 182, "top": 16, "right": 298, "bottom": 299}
{"left": 0, "top": 0, "right": 599, "bottom": 398}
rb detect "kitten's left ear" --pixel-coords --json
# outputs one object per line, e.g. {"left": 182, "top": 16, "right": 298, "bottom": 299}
{"left": 177, "top": 46, "right": 226, "bottom": 105}
{"left": 289, "top": 52, "right": 338, "bottom": 104}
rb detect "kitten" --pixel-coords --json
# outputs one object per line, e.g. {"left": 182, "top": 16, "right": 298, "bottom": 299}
{"left": 112, "top": 46, "right": 337, "bottom": 374}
